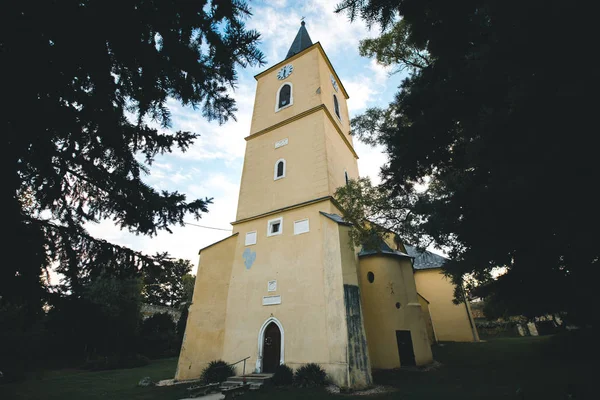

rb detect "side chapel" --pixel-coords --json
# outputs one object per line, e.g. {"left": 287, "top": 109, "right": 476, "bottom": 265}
{"left": 176, "top": 22, "right": 478, "bottom": 389}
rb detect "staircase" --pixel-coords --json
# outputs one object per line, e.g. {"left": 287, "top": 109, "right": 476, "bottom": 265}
{"left": 220, "top": 374, "right": 273, "bottom": 391}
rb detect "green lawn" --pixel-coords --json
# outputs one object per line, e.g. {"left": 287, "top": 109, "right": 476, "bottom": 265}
{"left": 0, "top": 357, "right": 189, "bottom": 400}
{"left": 0, "top": 332, "right": 592, "bottom": 400}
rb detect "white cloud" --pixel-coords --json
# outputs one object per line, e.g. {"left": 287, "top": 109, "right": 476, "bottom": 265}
{"left": 369, "top": 59, "right": 393, "bottom": 86}
{"left": 73, "top": 1, "right": 394, "bottom": 276}
{"left": 345, "top": 77, "right": 378, "bottom": 112}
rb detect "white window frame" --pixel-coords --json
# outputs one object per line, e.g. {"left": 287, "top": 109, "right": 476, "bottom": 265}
{"left": 333, "top": 93, "right": 342, "bottom": 121}
{"left": 274, "top": 158, "right": 286, "bottom": 180}
{"left": 267, "top": 217, "right": 283, "bottom": 237}
{"left": 245, "top": 231, "right": 257, "bottom": 246}
{"left": 275, "top": 82, "right": 293, "bottom": 112}
{"left": 293, "top": 219, "right": 310, "bottom": 235}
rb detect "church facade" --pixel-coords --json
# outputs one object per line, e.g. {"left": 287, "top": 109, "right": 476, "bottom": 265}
{"left": 176, "top": 23, "right": 477, "bottom": 389}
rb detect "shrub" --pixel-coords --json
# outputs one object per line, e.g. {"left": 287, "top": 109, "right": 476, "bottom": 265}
{"left": 294, "top": 363, "right": 327, "bottom": 387}
{"left": 139, "top": 313, "right": 178, "bottom": 358}
{"left": 201, "top": 360, "right": 235, "bottom": 384}
{"left": 271, "top": 364, "right": 294, "bottom": 386}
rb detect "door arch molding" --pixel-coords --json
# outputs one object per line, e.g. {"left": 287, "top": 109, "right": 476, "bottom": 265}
{"left": 256, "top": 316, "right": 285, "bottom": 372}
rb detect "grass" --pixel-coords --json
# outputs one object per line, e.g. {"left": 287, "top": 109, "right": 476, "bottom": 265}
{"left": 0, "top": 331, "right": 592, "bottom": 399}
{"left": 0, "top": 357, "right": 189, "bottom": 400}
{"left": 247, "top": 331, "right": 592, "bottom": 400}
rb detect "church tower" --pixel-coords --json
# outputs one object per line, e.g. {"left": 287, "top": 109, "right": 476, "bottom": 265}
{"left": 235, "top": 21, "right": 358, "bottom": 222}
{"left": 176, "top": 22, "right": 433, "bottom": 389}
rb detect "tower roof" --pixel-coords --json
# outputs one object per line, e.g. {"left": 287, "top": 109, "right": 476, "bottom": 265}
{"left": 285, "top": 21, "right": 313, "bottom": 60}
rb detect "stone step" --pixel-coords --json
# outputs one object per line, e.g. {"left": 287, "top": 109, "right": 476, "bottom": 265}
{"left": 226, "top": 374, "right": 273, "bottom": 384}
{"left": 220, "top": 381, "right": 243, "bottom": 389}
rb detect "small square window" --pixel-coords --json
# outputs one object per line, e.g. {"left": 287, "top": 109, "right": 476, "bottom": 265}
{"left": 294, "top": 219, "right": 309, "bottom": 235}
{"left": 245, "top": 231, "right": 257, "bottom": 246}
{"left": 267, "top": 217, "right": 283, "bottom": 237}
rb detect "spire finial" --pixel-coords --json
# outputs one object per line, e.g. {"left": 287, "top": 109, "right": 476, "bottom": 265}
{"left": 285, "top": 18, "right": 313, "bottom": 60}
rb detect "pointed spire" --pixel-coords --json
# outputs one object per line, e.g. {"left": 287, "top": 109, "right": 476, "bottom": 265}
{"left": 285, "top": 20, "right": 313, "bottom": 60}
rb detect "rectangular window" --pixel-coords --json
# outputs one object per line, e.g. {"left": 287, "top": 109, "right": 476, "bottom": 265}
{"left": 267, "top": 217, "right": 283, "bottom": 237}
{"left": 294, "top": 219, "right": 309, "bottom": 235}
{"left": 245, "top": 231, "right": 257, "bottom": 246}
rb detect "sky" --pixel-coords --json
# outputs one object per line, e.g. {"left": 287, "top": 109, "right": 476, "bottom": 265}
{"left": 79, "top": 0, "right": 406, "bottom": 278}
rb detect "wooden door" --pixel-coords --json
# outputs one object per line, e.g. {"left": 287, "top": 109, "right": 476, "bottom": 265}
{"left": 396, "top": 330, "right": 416, "bottom": 366}
{"left": 262, "top": 322, "right": 281, "bottom": 373}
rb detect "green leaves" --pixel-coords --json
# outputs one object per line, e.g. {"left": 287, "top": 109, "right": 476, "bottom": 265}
{"left": 338, "top": 0, "right": 596, "bottom": 319}
{"left": 2, "top": 0, "right": 264, "bottom": 311}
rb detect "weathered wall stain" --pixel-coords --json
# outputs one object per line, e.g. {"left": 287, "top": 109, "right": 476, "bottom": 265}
{"left": 243, "top": 248, "right": 256, "bottom": 269}
{"left": 344, "top": 284, "right": 372, "bottom": 387}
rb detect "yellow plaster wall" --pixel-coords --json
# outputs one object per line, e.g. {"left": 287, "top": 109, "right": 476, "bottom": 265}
{"left": 316, "top": 51, "right": 352, "bottom": 143}
{"left": 220, "top": 201, "right": 352, "bottom": 386}
{"left": 250, "top": 48, "right": 322, "bottom": 135}
{"left": 236, "top": 112, "right": 329, "bottom": 221}
{"left": 358, "top": 256, "right": 433, "bottom": 369}
{"left": 414, "top": 269, "right": 479, "bottom": 342}
{"left": 337, "top": 225, "right": 372, "bottom": 387}
{"left": 175, "top": 234, "right": 238, "bottom": 380}
{"left": 418, "top": 294, "right": 436, "bottom": 344}
{"left": 323, "top": 114, "right": 359, "bottom": 194}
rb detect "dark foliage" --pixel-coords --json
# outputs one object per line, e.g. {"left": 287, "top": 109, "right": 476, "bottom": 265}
{"left": 176, "top": 306, "right": 189, "bottom": 347}
{"left": 1, "top": 0, "right": 264, "bottom": 319}
{"left": 139, "top": 313, "right": 178, "bottom": 358}
{"left": 43, "top": 276, "right": 143, "bottom": 363}
{"left": 200, "top": 360, "right": 235, "bottom": 384}
{"left": 143, "top": 258, "right": 193, "bottom": 307}
{"left": 294, "top": 363, "right": 327, "bottom": 387}
{"left": 0, "top": 304, "right": 46, "bottom": 382}
{"left": 335, "top": 0, "right": 595, "bottom": 322}
{"left": 271, "top": 364, "right": 294, "bottom": 386}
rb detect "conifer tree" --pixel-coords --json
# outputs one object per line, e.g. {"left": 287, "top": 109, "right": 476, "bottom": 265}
{"left": 335, "top": 0, "right": 594, "bottom": 321}
{"left": 1, "top": 0, "right": 264, "bottom": 316}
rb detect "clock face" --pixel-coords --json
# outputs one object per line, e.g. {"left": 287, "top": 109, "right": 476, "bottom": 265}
{"left": 268, "top": 280, "right": 277, "bottom": 292}
{"left": 277, "top": 64, "right": 293, "bottom": 80}
{"left": 330, "top": 74, "right": 339, "bottom": 92}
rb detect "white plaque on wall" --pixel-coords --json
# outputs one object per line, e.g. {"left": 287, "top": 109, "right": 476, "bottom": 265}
{"left": 274, "top": 138, "right": 288, "bottom": 149}
{"left": 262, "top": 295, "right": 281, "bottom": 306}
{"left": 267, "top": 280, "right": 277, "bottom": 292}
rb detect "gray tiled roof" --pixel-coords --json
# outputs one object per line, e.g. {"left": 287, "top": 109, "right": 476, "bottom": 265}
{"left": 319, "top": 211, "right": 352, "bottom": 226}
{"left": 358, "top": 236, "right": 411, "bottom": 259}
{"left": 286, "top": 21, "right": 313, "bottom": 59}
{"left": 404, "top": 245, "right": 447, "bottom": 270}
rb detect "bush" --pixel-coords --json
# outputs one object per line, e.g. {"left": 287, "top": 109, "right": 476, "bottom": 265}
{"left": 294, "top": 363, "right": 327, "bottom": 387}
{"left": 271, "top": 364, "right": 294, "bottom": 386}
{"left": 139, "top": 313, "right": 178, "bottom": 358}
{"left": 201, "top": 360, "right": 235, "bottom": 384}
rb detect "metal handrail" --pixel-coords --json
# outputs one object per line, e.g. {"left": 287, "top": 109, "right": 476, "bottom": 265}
{"left": 229, "top": 356, "right": 251, "bottom": 382}
{"left": 229, "top": 356, "right": 251, "bottom": 367}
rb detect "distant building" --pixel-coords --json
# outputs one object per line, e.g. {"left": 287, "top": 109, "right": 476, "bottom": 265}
{"left": 141, "top": 303, "right": 181, "bottom": 323}
{"left": 177, "top": 22, "right": 477, "bottom": 389}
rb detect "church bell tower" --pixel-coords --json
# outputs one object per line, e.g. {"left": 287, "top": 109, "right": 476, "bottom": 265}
{"left": 176, "top": 22, "right": 375, "bottom": 389}
{"left": 235, "top": 20, "right": 359, "bottom": 222}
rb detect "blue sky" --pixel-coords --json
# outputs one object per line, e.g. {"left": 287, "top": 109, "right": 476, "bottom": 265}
{"left": 82, "top": 0, "right": 407, "bottom": 276}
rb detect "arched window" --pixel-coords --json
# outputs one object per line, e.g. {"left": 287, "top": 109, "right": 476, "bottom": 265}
{"left": 274, "top": 159, "right": 286, "bottom": 180}
{"left": 276, "top": 83, "right": 292, "bottom": 111}
{"left": 333, "top": 94, "right": 341, "bottom": 120}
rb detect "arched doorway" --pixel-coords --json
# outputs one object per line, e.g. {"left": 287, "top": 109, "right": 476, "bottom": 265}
{"left": 257, "top": 317, "right": 284, "bottom": 373}
{"left": 262, "top": 322, "right": 281, "bottom": 373}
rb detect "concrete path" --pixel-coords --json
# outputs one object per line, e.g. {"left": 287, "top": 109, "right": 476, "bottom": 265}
{"left": 178, "top": 394, "right": 224, "bottom": 400}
